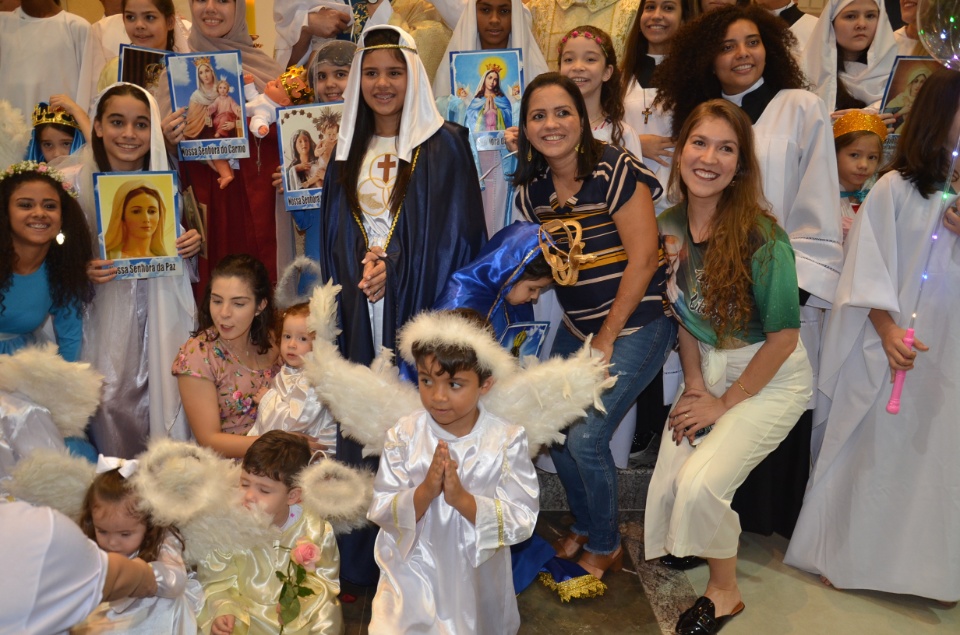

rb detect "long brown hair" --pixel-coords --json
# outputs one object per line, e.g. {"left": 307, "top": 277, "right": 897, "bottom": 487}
{"left": 884, "top": 67, "right": 960, "bottom": 198}
{"left": 669, "top": 99, "right": 778, "bottom": 345}
{"left": 339, "top": 28, "right": 414, "bottom": 219}
{"left": 620, "top": 0, "right": 691, "bottom": 96}
{"left": 80, "top": 469, "right": 173, "bottom": 563}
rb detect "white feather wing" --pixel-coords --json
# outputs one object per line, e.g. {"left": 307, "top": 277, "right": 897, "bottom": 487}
{"left": 483, "top": 341, "right": 617, "bottom": 457}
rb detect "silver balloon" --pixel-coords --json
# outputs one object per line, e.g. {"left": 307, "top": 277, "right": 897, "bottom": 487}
{"left": 918, "top": 0, "right": 960, "bottom": 69}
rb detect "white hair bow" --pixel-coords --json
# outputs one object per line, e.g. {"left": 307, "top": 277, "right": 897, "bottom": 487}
{"left": 96, "top": 454, "right": 139, "bottom": 479}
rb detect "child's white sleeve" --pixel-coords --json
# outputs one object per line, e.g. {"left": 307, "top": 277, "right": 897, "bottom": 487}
{"left": 471, "top": 428, "right": 539, "bottom": 568}
{"left": 150, "top": 533, "right": 191, "bottom": 599}
{"left": 367, "top": 425, "right": 424, "bottom": 559}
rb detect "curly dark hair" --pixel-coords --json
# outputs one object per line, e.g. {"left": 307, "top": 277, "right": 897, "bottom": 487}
{"left": 0, "top": 171, "right": 93, "bottom": 317}
{"left": 195, "top": 254, "right": 277, "bottom": 354}
{"left": 653, "top": 4, "right": 805, "bottom": 138}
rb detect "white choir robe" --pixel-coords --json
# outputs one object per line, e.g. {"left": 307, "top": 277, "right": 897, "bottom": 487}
{"left": 368, "top": 407, "right": 539, "bottom": 635}
{"left": 785, "top": 171, "right": 960, "bottom": 602}
{"left": 750, "top": 88, "right": 844, "bottom": 411}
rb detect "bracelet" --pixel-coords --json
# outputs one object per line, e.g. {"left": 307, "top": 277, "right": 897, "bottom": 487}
{"left": 736, "top": 380, "right": 755, "bottom": 397}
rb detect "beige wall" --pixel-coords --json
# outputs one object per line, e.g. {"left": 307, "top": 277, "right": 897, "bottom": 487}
{"left": 61, "top": 0, "right": 278, "bottom": 56}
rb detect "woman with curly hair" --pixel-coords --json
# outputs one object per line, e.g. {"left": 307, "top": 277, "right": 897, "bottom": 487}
{"left": 646, "top": 100, "right": 812, "bottom": 634}
{"left": 0, "top": 162, "right": 92, "bottom": 362}
{"left": 652, "top": 4, "right": 842, "bottom": 542}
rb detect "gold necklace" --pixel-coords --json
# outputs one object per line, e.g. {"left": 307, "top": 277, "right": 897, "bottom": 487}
{"left": 589, "top": 114, "right": 606, "bottom": 129}
{"left": 350, "top": 144, "right": 421, "bottom": 251}
{"left": 218, "top": 335, "right": 259, "bottom": 369}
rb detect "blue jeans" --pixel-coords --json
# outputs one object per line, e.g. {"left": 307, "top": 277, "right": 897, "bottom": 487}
{"left": 550, "top": 314, "right": 677, "bottom": 554}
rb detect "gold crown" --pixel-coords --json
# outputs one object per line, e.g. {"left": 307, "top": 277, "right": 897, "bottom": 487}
{"left": 280, "top": 65, "right": 314, "bottom": 105}
{"left": 192, "top": 56, "right": 212, "bottom": 68}
{"left": 485, "top": 62, "right": 503, "bottom": 75}
{"left": 32, "top": 103, "right": 80, "bottom": 131}
{"left": 833, "top": 111, "right": 888, "bottom": 142}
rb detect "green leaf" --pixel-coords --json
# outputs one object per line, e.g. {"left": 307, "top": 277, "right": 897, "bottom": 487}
{"left": 295, "top": 565, "right": 306, "bottom": 584}
{"left": 298, "top": 586, "right": 316, "bottom": 598}
{"left": 280, "top": 602, "right": 300, "bottom": 625}
{"left": 281, "top": 584, "right": 297, "bottom": 603}
{"left": 275, "top": 571, "right": 286, "bottom": 583}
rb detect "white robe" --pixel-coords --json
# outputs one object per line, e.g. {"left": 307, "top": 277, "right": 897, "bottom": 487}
{"left": 0, "top": 8, "right": 89, "bottom": 117}
{"left": 76, "top": 15, "right": 129, "bottom": 115}
{"left": 247, "top": 365, "right": 337, "bottom": 454}
{"left": 70, "top": 535, "right": 204, "bottom": 635}
{"left": 802, "top": 0, "right": 898, "bottom": 112}
{"left": 368, "top": 408, "right": 539, "bottom": 635}
{"left": 749, "top": 89, "right": 844, "bottom": 410}
{"left": 623, "top": 80, "right": 673, "bottom": 214}
{"left": 784, "top": 171, "right": 960, "bottom": 602}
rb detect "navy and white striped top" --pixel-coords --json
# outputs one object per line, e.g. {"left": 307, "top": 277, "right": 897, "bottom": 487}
{"left": 517, "top": 144, "right": 669, "bottom": 339}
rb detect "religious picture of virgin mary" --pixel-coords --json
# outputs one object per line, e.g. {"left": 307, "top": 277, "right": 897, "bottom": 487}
{"left": 166, "top": 50, "right": 250, "bottom": 161}
{"left": 446, "top": 49, "right": 524, "bottom": 151}
{"left": 276, "top": 102, "right": 344, "bottom": 211}
{"left": 93, "top": 171, "right": 184, "bottom": 280}
{"left": 880, "top": 56, "right": 939, "bottom": 135}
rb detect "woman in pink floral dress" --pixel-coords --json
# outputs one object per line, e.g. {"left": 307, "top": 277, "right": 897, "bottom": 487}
{"left": 173, "top": 254, "right": 280, "bottom": 458}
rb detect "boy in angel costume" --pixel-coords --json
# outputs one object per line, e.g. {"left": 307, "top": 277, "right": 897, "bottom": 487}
{"left": 301, "top": 282, "right": 615, "bottom": 633}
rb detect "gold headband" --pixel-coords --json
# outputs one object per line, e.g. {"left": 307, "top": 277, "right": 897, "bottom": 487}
{"left": 358, "top": 43, "right": 417, "bottom": 54}
{"left": 833, "top": 111, "right": 888, "bottom": 142}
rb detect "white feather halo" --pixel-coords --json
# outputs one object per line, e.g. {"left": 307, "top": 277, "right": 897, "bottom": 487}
{"left": 397, "top": 311, "right": 518, "bottom": 382}
{"left": 274, "top": 256, "right": 325, "bottom": 310}
{"left": 297, "top": 459, "right": 374, "bottom": 534}
{"left": 130, "top": 439, "right": 237, "bottom": 527}
{"left": 7, "top": 449, "right": 95, "bottom": 523}
{"left": 0, "top": 344, "right": 102, "bottom": 439}
{"left": 179, "top": 498, "right": 277, "bottom": 566}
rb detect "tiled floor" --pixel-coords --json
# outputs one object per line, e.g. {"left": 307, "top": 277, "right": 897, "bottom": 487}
{"left": 342, "top": 471, "right": 960, "bottom": 634}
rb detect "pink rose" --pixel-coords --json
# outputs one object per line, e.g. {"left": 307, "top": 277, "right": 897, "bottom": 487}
{"left": 290, "top": 539, "right": 321, "bottom": 572}
{"left": 232, "top": 390, "right": 243, "bottom": 400}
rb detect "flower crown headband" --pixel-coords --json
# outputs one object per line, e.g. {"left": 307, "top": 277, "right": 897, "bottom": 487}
{"left": 0, "top": 161, "right": 78, "bottom": 198}
{"left": 558, "top": 30, "right": 610, "bottom": 58}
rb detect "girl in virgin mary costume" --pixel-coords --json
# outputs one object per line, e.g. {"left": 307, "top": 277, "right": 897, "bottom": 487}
{"left": 316, "top": 24, "right": 486, "bottom": 586}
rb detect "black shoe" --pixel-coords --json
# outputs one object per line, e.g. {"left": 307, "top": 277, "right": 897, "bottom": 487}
{"left": 660, "top": 553, "right": 707, "bottom": 570}
{"left": 676, "top": 596, "right": 744, "bottom": 634}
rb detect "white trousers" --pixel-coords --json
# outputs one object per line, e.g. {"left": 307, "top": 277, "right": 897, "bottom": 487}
{"left": 644, "top": 339, "right": 812, "bottom": 560}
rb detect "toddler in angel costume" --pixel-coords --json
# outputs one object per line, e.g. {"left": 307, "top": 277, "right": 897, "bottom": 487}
{"left": 72, "top": 456, "right": 203, "bottom": 635}
{"left": 197, "top": 431, "right": 343, "bottom": 635}
{"left": 301, "top": 281, "right": 615, "bottom": 624}
{"left": 247, "top": 301, "right": 337, "bottom": 456}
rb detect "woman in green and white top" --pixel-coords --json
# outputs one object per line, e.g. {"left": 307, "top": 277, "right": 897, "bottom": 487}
{"left": 644, "top": 99, "right": 812, "bottom": 635}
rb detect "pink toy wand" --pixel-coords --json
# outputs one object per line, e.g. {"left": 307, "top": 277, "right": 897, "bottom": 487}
{"left": 885, "top": 322, "right": 915, "bottom": 414}
{"left": 884, "top": 141, "right": 960, "bottom": 414}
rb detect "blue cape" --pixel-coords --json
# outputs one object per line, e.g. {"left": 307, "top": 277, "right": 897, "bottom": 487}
{"left": 434, "top": 221, "right": 541, "bottom": 338}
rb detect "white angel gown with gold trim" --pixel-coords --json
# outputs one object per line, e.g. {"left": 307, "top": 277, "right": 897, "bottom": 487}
{"left": 367, "top": 407, "right": 539, "bottom": 635}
